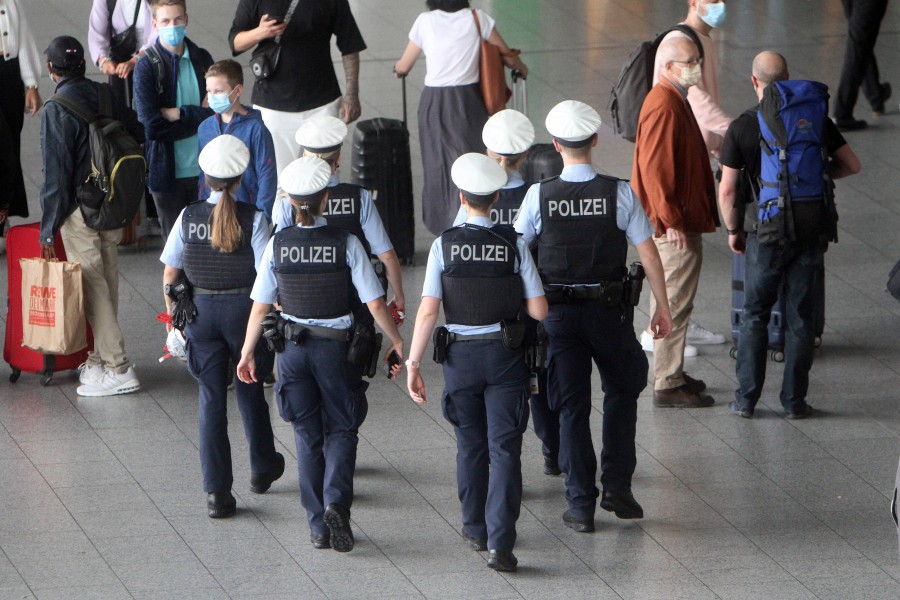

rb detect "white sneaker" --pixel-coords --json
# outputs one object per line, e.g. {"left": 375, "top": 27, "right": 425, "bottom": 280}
{"left": 686, "top": 320, "right": 726, "bottom": 345}
{"left": 640, "top": 330, "right": 698, "bottom": 358}
{"left": 77, "top": 362, "right": 104, "bottom": 385}
{"left": 77, "top": 366, "right": 141, "bottom": 397}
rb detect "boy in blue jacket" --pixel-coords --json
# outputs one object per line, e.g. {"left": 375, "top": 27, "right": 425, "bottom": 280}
{"left": 134, "top": 0, "right": 213, "bottom": 239}
{"left": 198, "top": 60, "right": 277, "bottom": 219}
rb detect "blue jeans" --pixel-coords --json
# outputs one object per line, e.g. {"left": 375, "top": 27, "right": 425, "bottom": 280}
{"left": 185, "top": 294, "right": 278, "bottom": 493}
{"left": 275, "top": 338, "right": 368, "bottom": 536}
{"left": 735, "top": 234, "right": 824, "bottom": 413}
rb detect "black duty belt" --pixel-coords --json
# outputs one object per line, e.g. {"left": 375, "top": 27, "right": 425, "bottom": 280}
{"left": 447, "top": 331, "right": 504, "bottom": 343}
{"left": 282, "top": 320, "right": 352, "bottom": 343}
{"left": 543, "top": 281, "right": 624, "bottom": 306}
{"left": 193, "top": 286, "right": 253, "bottom": 296}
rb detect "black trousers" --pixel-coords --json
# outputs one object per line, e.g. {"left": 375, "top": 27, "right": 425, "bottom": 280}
{"left": 0, "top": 57, "right": 27, "bottom": 225}
{"left": 834, "top": 0, "right": 890, "bottom": 119}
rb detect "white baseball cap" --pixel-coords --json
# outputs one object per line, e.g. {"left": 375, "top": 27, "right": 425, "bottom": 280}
{"left": 482, "top": 109, "right": 535, "bottom": 155}
{"left": 545, "top": 100, "right": 602, "bottom": 146}
{"left": 279, "top": 156, "right": 332, "bottom": 196}
{"left": 451, "top": 153, "right": 509, "bottom": 195}
{"left": 198, "top": 134, "right": 250, "bottom": 179}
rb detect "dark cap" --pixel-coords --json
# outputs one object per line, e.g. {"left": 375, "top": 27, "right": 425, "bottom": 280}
{"left": 45, "top": 36, "right": 85, "bottom": 69}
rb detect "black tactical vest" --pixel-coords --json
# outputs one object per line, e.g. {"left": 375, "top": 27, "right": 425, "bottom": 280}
{"left": 322, "top": 183, "right": 371, "bottom": 255}
{"left": 488, "top": 184, "right": 528, "bottom": 227}
{"left": 181, "top": 200, "right": 258, "bottom": 290}
{"left": 273, "top": 226, "right": 352, "bottom": 319}
{"left": 538, "top": 175, "right": 627, "bottom": 285}
{"left": 441, "top": 224, "right": 524, "bottom": 326}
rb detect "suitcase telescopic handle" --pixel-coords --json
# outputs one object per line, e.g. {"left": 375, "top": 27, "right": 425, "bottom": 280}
{"left": 511, "top": 70, "right": 527, "bottom": 116}
{"left": 400, "top": 74, "right": 407, "bottom": 128}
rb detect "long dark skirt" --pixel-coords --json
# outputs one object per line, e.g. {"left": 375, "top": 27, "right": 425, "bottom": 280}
{"left": 418, "top": 83, "right": 488, "bottom": 235}
{"left": 0, "top": 57, "right": 27, "bottom": 221}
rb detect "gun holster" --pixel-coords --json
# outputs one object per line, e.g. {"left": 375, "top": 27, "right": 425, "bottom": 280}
{"left": 432, "top": 326, "right": 449, "bottom": 364}
{"left": 260, "top": 311, "right": 286, "bottom": 353}
{"left": 347, "top": 322, "right": 382, "bottom": 378}
{"left": 526, "top": 322, "right": 548, "bottom": 371}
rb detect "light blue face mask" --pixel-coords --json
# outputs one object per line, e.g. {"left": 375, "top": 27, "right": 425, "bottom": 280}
{"left": 159, "top": 25, "right": 186, "bottom": 47}
{"left": 208, "top": 89, "right": 236, "bottom": 114}
{"left": 700, "top": 1, "right": 726, "bottom": 28}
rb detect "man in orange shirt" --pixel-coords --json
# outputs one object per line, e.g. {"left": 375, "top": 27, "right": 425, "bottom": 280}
{"left": 632, "top": 37, "right": 719, "bottom": 408}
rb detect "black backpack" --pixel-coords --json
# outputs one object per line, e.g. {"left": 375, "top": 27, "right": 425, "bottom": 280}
{"left": 49, "top": 84, "right": 146, "bottom": 231}
{"left": 608, "top": 24, "right": 704, "bottom": 142}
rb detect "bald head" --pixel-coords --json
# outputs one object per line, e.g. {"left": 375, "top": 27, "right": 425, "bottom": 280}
{"left": 658, "top": 37, "right": 699, "bottom": 68}
{"left": 752, "top": 51, "right": 788, "bottom": 86}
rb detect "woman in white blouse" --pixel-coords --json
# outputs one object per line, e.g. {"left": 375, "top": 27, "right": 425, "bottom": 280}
{"left": 395, "top": 0, "right": 527, "bottom": 236}
{"left": 0, "top": 0, "right": 42, "bottom": 250}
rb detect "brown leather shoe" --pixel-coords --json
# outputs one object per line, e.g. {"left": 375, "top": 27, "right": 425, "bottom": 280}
{"left": 682, "top": 373, "right": 707, "bottom": 395}
{"left": 653, "top": 385, "right": 715, "bottom": 408}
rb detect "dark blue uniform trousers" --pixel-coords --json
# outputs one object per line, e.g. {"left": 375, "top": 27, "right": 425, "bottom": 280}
{"left": 524, "top": 317, "right": 558, "bottom": 463}
{"left": 735, "top": 234, "right": 823, "bottom": 414}
{"left": 275, "top": 338, "right": 368, "bottom": 536}
{"left": 441, "top": 339, "right": 530, "bottom": 551}
{"left": 185, "top": 294, "right": 279, "bottom": 493}
{"left": 543, "top": 301, "right": 648, "bottom": 520}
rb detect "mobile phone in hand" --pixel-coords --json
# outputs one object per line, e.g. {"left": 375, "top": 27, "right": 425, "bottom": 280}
{"left": 384, "top": 350, "right": 401, "bottom": 379}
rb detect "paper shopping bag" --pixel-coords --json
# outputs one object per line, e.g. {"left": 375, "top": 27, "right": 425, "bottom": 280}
{"left": 20, "top": 258, "right": 87, "bottom": 354}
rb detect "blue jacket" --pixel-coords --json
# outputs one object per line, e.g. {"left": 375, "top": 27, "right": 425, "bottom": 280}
{"left": 133, "top": 37, "right": 213, "bottom": 193}
{"left": 39, "top": 76, "right": 144, "bottom": 244}
{"left": 197, "top": 108, "right": 277, "bottom": 218}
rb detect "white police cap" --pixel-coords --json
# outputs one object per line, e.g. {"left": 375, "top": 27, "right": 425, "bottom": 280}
{"left": 482, "top": 109, "right": 535, "bottom": 155}
{"left": 451, "top": 152, "right": 508, "bottom": 195}
{"left": 279, "top": 156, "right": 332, "bottom": 196}
{"left": 295, "top": 116, "right": 348, "bottom": 152}
{"left": 545, "top": 100, "right": 602, "bottom": 145}
{"left": 198, "top": 134, "right": 250, "bottom": 179}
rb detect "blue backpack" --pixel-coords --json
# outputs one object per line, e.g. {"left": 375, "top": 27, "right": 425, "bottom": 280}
{"left": 756, "top": 80, "right": 836, "bottom": 244}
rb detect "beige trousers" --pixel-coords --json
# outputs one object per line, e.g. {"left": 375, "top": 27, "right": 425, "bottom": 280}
{"left": 60, "top": 209, "right": 129, "bottom": 373}
{"left": 649, "top": 234, "right": 703, "bottom": 390}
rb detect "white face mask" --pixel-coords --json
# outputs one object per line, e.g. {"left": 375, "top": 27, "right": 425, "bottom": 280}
{"left": 677, "top": 63, "right": 703, "bottom": 88}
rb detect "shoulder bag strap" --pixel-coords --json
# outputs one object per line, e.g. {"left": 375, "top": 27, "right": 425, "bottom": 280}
{"left": 274, "top": 0, "right": 304, "bottom": 45}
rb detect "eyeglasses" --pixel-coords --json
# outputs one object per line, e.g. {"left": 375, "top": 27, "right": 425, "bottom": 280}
{"left": 672, "top": 58, "right": 704, "bottom": 67}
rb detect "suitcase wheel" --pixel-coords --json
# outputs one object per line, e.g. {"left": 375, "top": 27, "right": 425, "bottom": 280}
{"left": 813, "top": 336, "right": 822, "bottom": 348}
{"left": 771, "top": 350, "right": 785, "bottom": 363}
{"left": 9, "top": 368, "right": 21, "bottom": 384}
{"left": 729, "top": 347, "right": 737, "bottom": 360}
{"left": 40, "top": 374, "right": 53, "bottom": 387}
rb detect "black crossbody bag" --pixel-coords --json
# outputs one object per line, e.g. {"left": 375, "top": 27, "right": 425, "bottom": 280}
{"left": 250, "top": 0, "right": 301, "bottom": 80}
{"left": 107, "top": 0, "right": 143, "bottom": 62}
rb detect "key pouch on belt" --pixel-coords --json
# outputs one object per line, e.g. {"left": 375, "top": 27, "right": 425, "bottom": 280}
{"left": 432, "top": 326, "right": 449, "bottom": 364}
{"left": 500, "top": 320, "right": 526, "bottom": 350}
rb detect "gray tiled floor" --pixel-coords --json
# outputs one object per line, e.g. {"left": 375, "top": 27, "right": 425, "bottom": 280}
{"left": 2, "top": 1, "right": 900, "bottom": 599}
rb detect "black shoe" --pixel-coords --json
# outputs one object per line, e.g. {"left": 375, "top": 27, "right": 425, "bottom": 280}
{"left": 543, "top": 457, "right": 561, "bottom": 476}
{"left": 207, "top": 492, "right": 236, "bottom": 518}
{"left": 786, "top": 404, "right": 813, "bottom": 420}
{"left": 462, "top": 531, "right": 487, "bottom": 551}
{"left": 873, "top": 82, "right": 892, "bottom": 115}
{"left": 728, "top": 400, "right": 754, "bottom": 419}
{"left": 562, "top": 510, "right": 595, "bottom": 533}
{"left": 250, "top": 452, "right": 285, "bottom": 494}
{"left": 323, "top": 504, "right": 354, "bottom": 552}
{"left": 834, "top": 117, "right": 868, "bottom": 131}
{"left": 682, "top": 373, "right": 707, "bottom": 395}
{"left": 600, "top": 489, "right": 644, "bottom": 519}
{"left": 487, "top": 549, "right": 518, "bottom": 572}
{"left": 310, "top": 532, "right": 331, "bottom": 550}
{"left": 263, "top": 372, "right": 276, "bottom": 388}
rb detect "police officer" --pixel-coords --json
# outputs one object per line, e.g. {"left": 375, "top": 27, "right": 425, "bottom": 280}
{"left": 406, "top": 153, "right": 547, "bottom": 572}
{"left": 237, "top": 156, "right": 404, "bottom": 553}
{"left": 452, "top": 110, "right": 560, "bottom": 477}
{"left": 514, "top": 101, "right": 673, "bottom": 532}
{"left": 160, "top": 134, "right": 283, "bottom": 519}
{"left": 273, "top": 115, "right": 405, "bottom": 321}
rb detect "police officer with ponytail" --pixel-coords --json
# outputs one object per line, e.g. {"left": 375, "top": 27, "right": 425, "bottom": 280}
{"left": 237, "top": 156, "right": 404, "bottom": 553}
{"left": 406, "top": 153, "right": 547, "bottom": 572}
{"left": 514, "top": 101, "right": 673, "bottom": 533}
{"left": 160, "top": 134, "right": 284, "bottom": 519}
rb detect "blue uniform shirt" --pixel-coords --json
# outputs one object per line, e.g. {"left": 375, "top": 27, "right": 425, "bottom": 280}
{"left": 422, "top": 216, "right": 544, "bottom": 335}
{"left": 452, "top": 171, "right": 526, "bottom": 227}
{"left": 272, "top": 175, "right": 394, "bottom": 255}
{"left": 251, "top": 216, "right": 385, "bottom": 329}
{"left": 514, "top": 164, "right": 654, "bottom": 248}
{"left": 159, "top": 190, "right": 270, "bottom": 269}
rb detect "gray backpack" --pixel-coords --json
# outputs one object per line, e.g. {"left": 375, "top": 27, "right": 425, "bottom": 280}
{"left": 608, "top": 25, "right": 704, "bottom": 142}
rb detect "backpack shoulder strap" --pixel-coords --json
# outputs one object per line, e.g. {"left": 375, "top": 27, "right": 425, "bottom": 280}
{"left": 49, "top": 92, "right": 98, "bottom": 125}
{"left": 144, "top": 44, "right": 165, "bottom": 95}
{"left": 96, "top": 83, "right": 113, "bottom": 117}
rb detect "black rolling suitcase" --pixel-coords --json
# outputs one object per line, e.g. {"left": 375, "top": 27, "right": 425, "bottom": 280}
{"left": 350, "top": 77, "right": 415, "bottom": 265}
{"left": 510, "top": 72, "right": 563, "bottom": 183}
{"left": 730, "top": 252, "right": 824, "bottom": 362}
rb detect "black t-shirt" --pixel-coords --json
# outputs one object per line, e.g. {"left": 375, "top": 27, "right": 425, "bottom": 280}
{"left": 229, "top": 0, "right": 367, "bottom": 112}
{"left": 720, "top": 104, "right": 847, "bottom": 240}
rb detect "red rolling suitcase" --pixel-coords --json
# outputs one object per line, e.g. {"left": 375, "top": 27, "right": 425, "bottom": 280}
{"left": 4, "top": 223, "right": 93, "bottom": 385}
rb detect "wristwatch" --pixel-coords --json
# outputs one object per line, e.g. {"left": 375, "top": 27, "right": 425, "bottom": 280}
{"left": 405, "top": 359, "right": 420, "bottom": 369}
{"left": 726, "top": 227, "right": 742, "bottom": 235}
